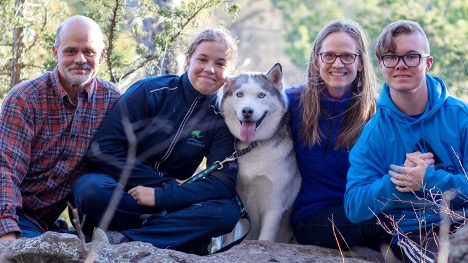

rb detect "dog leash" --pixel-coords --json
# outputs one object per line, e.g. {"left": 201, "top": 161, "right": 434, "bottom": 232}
{"left": 139, "top": 142, "right": 258, "bottom": 253}
{"left": 181, "top": 141, "right": 258, "bottom": 253}
{"left": 183, "top": 140, "right": 259, "bottom": 183}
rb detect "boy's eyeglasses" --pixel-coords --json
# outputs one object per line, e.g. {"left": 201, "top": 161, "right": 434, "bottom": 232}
{"left": 380, "top": 54, "right": 430, "bottom": 68}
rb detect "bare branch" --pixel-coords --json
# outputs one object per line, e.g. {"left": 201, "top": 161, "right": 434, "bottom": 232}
{"left": 97, "top": 112, "right": 138, "bottom": 232}
{"left": 455, "top": 47, "right": 468, "bottom": 76}
{"left": 117, "top": 0, "right": 214, "bottom": 82}
{"left": 67, "top": 202, "right": 89, "bottom": 259}
{"left": 23, "top": 6, "right": 48, "bottom": 54}
{"left": 106, "top": 0, "right": 122, "bottom": 84}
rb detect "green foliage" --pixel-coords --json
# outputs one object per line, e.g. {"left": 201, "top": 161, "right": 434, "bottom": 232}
{"left": 0, "top": 0, "right": 69, "bottom": 98}
{"left": 272, "top": 0, "right": 468, "bottom": 99}
{"left": 74, "top": 0, "right": 239, "bottom": 87}
{"left": 0, "top": 0, "right": 240, "bottom": 97}
{"left": 2, "top": 0, "right": 465, "bottom": 98}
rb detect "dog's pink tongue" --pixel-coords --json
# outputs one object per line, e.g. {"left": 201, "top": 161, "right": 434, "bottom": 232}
{"left": 240, "top": 121, "right": 256, "bottom": 143}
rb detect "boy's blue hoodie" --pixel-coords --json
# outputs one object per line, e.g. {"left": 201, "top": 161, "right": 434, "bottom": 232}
{"left": 345, "top": 74, "right": 468, "bottom": 239}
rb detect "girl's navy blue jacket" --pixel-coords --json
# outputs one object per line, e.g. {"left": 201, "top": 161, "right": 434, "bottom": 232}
{"left": 87, "top": 73, "right": 238, "bottom": 211}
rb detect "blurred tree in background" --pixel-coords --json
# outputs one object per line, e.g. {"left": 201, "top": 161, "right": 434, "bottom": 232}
{"left": 0, "top": 0, "right": 69, "bottom": 98}
{"left": 80, "top": 0, "right": 239, "bottom": 87}
{"left": 0, "top": 0, "right": 240, "bottom": 97}
{"left": 1, "top": 0, "right": 466, "bottom": 99}
{"left": 272, "top": 0, "right": 467, "bottom": 98}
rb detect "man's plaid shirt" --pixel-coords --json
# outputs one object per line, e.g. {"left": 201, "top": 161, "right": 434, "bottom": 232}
{"left": 0, "top": 68, "right": 120, "bottom": 236}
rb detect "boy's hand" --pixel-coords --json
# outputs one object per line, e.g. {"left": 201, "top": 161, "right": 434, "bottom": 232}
{"left": 404, "top": 151, "right": 434, "bottom": 167}
{"left": 389, "top": 155, "right": 429, "bottom": 192}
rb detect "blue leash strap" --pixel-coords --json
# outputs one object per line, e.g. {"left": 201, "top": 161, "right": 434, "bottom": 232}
{"left": 182, "top": 151, "right": 238, "bottom": 185}
{"left": 183, "top": 162, "right": 221, "bottom": 184}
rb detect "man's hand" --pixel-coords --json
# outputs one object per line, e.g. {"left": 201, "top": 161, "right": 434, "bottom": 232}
{"left": 0, "top": 232, "right": 17, "bottom": 241}
{"left": 389, "top": 155, "right": 429, "bottom": 192}
{"left": 128, "top": 186, "right": 155, "bottom": 206}
{"left": 404, "top": 151, "right": 434, "bottom": 167}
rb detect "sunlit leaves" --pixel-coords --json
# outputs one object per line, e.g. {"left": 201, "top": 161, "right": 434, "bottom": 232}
{"left": 272, "top": 0, "right": 467, "bottom": 99}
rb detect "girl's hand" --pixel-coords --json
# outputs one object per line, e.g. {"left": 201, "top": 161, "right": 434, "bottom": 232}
{"left": 128, "top": 186, "right": 155, "bottom": 206}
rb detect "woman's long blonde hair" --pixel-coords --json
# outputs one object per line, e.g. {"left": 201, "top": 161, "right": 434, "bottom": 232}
{"left": 299, "top": 19, "right": 377, "bottom": 150}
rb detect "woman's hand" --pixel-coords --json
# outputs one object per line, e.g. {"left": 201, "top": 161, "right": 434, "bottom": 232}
{"left": 128, "top": 186, "right": 155, "bottom": 206}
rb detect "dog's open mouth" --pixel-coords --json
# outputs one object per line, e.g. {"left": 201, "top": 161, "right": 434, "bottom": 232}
{"left": 239, "top": 112, "right": 267, "bottom": 143}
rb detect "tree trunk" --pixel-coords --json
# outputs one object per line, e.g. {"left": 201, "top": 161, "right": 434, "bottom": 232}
{"left": 10, "top": 0, "right": 25, "bottom": 88}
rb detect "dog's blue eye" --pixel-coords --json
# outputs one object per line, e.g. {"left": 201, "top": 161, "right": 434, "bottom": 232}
{"left": 258, "top": 93, "right": 266, "bottom": 98}
{"left": 236, "top": 92, "right": 243, "bottom": 98}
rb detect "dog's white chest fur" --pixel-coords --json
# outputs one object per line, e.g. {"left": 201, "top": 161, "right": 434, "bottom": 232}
{"left": 236, "top": 137, "right": 300, "bottom": 243}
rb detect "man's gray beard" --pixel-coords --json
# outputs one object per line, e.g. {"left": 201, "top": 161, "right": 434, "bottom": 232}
{"left": 66, "top": 73, "right": 92, "bottom": 87}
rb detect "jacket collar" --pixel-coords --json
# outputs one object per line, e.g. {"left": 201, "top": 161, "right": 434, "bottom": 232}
{"left": 320, "top": 87, "right": 353, "bottom": 112}
{"left": 179, "top": 73, "right": 218, "bottom": 107}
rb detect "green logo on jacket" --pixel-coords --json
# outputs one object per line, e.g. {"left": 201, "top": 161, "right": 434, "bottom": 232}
{"left": 187, "top": 130, "right": 204, "bottom": 147}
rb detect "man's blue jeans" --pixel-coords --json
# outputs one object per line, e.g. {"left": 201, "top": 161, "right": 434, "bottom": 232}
{"left": 17, "top": 214, "right": 44, "bottom": 238}
{"left": 16, "top": 210, "right": 72, "bottom": 238}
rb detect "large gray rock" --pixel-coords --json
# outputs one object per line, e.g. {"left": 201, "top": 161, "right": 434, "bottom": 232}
{"left": 0, "top": 232, "right": 384, "bottom": 263}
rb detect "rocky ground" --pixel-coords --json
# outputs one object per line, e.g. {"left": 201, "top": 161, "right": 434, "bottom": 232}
{"left": 2, "top": 227, "right": 468, "bottom": 263}
{"left": 0, "top": 232, "right": 383, "bottom": 263}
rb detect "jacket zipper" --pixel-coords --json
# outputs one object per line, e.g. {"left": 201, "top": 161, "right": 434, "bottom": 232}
{"left": 323, "top": 102, "right": 338, "bottom": 156}
{"left": 155, "top": 96, "right": 202, "bottom": 173}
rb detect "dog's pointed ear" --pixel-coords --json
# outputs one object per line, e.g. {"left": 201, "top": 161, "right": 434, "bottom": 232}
{"left": 222, "top": 76, "right": 233, "bottom": 94}
{"left": 265, "top": 63, "right": 283, "bottom": 90}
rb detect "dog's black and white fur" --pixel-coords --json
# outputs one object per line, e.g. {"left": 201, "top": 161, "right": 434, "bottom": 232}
{"left": 220, "top": 63, "right": 301, "bottom": 243}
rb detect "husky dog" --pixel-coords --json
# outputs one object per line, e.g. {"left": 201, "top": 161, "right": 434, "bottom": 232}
{"left": 220, "top": 63, "right": 301, "bottom": 243}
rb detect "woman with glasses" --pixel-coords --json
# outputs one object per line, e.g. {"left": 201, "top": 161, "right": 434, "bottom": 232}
{"left": 286, "top": 19, "right": 392, "bottom": 254}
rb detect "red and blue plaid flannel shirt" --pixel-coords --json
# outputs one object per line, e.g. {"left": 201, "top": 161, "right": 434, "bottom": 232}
{"left": 0, "top": 67, "right": 120, "bottom": 236}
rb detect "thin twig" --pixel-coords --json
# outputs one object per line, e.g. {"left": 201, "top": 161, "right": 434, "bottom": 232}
{"left": 329, "top": 215, "right": 346, "bottom": 263}
{"left": 455, "top": 45, "right": 468, "bottom": 76}
{"left": 83, "top": 105, "right": 138, "bottom": 262}
{"left": 67, "top": 202, "right": 89, "bottom": 259}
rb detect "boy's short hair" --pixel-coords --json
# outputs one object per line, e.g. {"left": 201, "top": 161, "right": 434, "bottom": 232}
{"left": 375, "top": 20, "right": 430, "bottom": 58}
